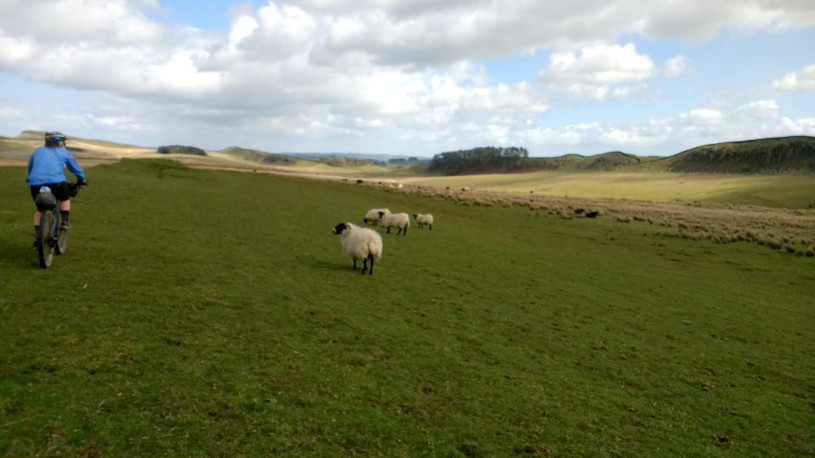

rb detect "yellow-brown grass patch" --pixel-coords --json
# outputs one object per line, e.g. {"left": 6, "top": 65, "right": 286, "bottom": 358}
{"left": 356, "top": 181, "right": 815, "bottom": 256}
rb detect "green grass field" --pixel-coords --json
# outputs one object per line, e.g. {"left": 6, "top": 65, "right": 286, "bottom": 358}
{"left": 1, "top": 160, "right": 813, "bottom": 456}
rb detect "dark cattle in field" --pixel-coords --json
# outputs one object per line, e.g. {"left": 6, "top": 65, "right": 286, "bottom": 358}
{"left": 585, "top": 211, "right": 599, "bottom": 218}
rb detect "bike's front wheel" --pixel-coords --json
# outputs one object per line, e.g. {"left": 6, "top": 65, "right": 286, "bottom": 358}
{"left": 37, "top": 211, "right": 55, "bottom": 269}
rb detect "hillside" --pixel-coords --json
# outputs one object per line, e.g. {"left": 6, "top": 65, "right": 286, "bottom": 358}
{"left": 219, "top": 146, "right": 296, "bottom": 165}
{"left": 426, "top": 137, "right": 815, "bottom": 175}
{"left": 0, "top": 131, "right": 307, "bottom": 173}
{"left": 0, "top": 132, "right": 385, "bottom": 177}
{"left": 644, "top": 136, "right": 815, "bottom": 174}
{"left": 545, "top": 151, "right": 645, "bottom": 171}
{"left": 4, "top": 131, "right": 814, "bottom": 175}
{"left": 0, "top": 130, "right": 157, "bottom": 164}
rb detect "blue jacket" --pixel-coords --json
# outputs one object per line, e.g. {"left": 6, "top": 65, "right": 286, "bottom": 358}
{"left": 27, "top": 146, "right": 85, "bottom": 186}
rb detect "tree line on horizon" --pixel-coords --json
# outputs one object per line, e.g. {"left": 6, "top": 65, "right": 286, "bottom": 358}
{"left": 429, "top": 146, "right": 532, "bottom": 175}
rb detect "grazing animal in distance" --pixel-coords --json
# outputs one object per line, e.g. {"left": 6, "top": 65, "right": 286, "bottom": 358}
{"left": 363, "top": 208, "right": 390, "bottom": 225}
{"left": 379, "top": 211, "right": 410, "bottom": 236}
{"left": 413, "top": 213, "right": 434, "bottom": 230}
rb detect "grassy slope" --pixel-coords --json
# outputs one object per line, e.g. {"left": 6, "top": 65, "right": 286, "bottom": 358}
{"left": 0, "top": 131, "right": 156, "bottom": 159}
{"left": 657, "top": 136, "right": 815, "bottom": 174}
{"left": 1, "top": 160, "right": 813, "bottom": 456}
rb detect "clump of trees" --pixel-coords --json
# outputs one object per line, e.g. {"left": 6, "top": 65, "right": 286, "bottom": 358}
{"left": 157, "top": 145, "right": 207, "bottom": 156}
{"left": 428, "top": 146, "right": 531, "bottom": 175}
{"left": 260, "top": 154, "right": 295, "bottom": 165}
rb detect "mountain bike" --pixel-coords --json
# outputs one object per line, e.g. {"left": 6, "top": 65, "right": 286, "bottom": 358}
{"left": 34, "top": 182, "right": 84, "bottom": 269}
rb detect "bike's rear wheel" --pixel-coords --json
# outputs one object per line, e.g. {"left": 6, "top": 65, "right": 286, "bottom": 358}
{"left": 37, "top": 211, "right": 55, "bottom": 269}
{"left": 55, "top": 213, "right": 69, "bottom": 255}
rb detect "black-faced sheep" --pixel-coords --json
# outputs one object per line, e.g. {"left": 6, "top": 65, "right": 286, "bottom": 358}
{"left": 332, "top": 222, "right": 383, "bottom": 275}
{"left": 378, "top": 211, "right": 409, "bottom": 236}
{"left": 363, "top": 208, "right": 390, "bottom": 225}
{"left": 412, "top": 213, "right": 434, "bottom": 230}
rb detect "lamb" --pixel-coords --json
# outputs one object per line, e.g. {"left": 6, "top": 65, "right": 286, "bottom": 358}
{"left": 378, "top": 211, "right": 409, "bottom": 236}
{"left": 363, "top": 208, "right": 390, "bottom": 225}
{"left": 412, "top": 213, "right": 434, "bottom": 230}
{"left": 332, "top": 222, "right": 383, "bottom": 274}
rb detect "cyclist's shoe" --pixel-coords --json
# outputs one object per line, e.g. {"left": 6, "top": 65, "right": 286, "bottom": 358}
{"left": 60, "top": 221, "right": 72, "bottom": 230}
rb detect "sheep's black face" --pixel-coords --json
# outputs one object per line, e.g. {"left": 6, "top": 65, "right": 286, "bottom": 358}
{"left": 332, "top": 223, "right": 348, "bottom": 235}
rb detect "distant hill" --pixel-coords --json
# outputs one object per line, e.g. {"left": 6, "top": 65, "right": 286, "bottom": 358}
{"left": 3, "top": 131, "right": 815, "bottom": 175}
{"left": 0, "top": 130, "right": 156, "bottom": 163}
{"left": 542, "top": 151, "right": 644, "bottom": 171}
{"left": 428, "top": 148, "right": 647, "bottom": 175}
{"left": 280, "top": 152, "right": 417, "bottom": 163}
{"left": 158, "top": 145, "right": 206, "bottom": 156}
{"left": 580, "top": 151, "right": 643, "bottom": 170}
{"left": 651, "top": 136, "right": 815, "bottom": 174}
{"left": 426, "top": 137, "right": 815, "bottom": 175}
{"left": 219, "top": 147, "right": 295, "bottom": 165}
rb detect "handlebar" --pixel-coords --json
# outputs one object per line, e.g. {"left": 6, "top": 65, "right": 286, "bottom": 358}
{"left": 68, "top": 180, "right": 86, "bottom": 197}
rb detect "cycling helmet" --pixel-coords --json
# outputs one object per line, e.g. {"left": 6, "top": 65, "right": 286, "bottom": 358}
{"left": 45, "top": 131, "right": 67, "bottom": 144}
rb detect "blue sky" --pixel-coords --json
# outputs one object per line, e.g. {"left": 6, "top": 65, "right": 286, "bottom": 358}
{"left": 0, "top": 0, "right": 813, "bottom": 157}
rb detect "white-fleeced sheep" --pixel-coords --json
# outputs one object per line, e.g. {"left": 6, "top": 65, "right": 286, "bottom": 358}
{"left": 363, "top": 208, "right": 390, "bottom": 225}
{"left": 332, "top": 222, "right": 383, "bottom": 274}
{"left": 378, "top": 211, "right": 410, "bottom": 236}
{"left": 412, "top": 213, "right": 434, "bottom": 230}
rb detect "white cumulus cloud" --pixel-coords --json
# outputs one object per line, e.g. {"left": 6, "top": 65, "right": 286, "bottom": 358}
{"left": 538, "top": 44, "right": 659, "bottom": 100}
{"left": 772, "top": 64, "right": 815, "bottom": 92}
{"left": 0, "top": 0, "right": 813, "bottom": 156}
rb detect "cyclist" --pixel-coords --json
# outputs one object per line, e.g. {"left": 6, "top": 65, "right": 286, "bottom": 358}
{"left": 27, "top": 131, "right": 87, "bottom": 239}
